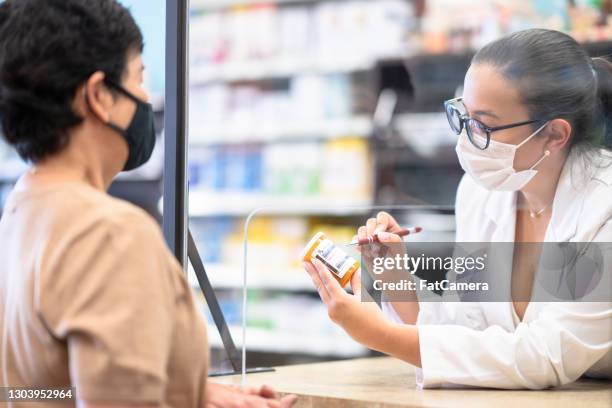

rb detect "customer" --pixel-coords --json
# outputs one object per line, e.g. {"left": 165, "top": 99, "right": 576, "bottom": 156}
{"left": 0, "top": 1, "right": 296, "bottom": 407}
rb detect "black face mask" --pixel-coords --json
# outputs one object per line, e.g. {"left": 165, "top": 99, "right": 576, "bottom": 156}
{"left": 104, "top": 81, "right": 156, "bottom": 171}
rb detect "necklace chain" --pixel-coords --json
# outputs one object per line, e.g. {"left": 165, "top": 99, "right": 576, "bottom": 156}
{"left": 528, "top": 201, "right": 553, "bottom": 218}
{"left": 529, "top": 206, "right": 547, "bottom": 218}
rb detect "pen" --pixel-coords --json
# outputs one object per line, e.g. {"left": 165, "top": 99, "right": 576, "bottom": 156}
{"left": 348, "top": 226, "right": 423, "bottom": 246}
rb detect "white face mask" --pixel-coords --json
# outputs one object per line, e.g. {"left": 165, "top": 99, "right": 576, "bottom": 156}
{"left": 455, "top": 121, "right": 551, "bottom": 191}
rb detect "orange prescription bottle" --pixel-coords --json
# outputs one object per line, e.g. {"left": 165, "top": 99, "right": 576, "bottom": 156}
{"left": 301, "top": 232, "right": 359, "bottom": 288}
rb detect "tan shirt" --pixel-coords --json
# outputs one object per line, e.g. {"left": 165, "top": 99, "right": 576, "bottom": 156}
{"left": 0, "top": 182, "right": 208, "bottom": 407}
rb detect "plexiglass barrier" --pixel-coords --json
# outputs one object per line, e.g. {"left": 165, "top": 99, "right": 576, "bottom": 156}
{"left": 237, "top": 204, "right": 611, "bottom": 385}
{"left": 238, "top": 205, "right": 452, "bottom": 384}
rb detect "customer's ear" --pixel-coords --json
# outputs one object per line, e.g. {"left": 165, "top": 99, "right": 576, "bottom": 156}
{"left": 544, "top": 118, "right": 572, "bottom": 153}
{"left": 79, "top": 71, "right": 114, "bottom": 124}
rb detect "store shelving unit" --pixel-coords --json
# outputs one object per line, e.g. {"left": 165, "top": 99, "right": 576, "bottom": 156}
{"left": 191, "top": 0, "right": 322, "bottom": 10}
{"left": 190, "top": 57, "right": 383, "bottom": 84}
{"left": 188, "top": 191, "right": 372, "bottom": 216}
{"left": 184, "top": 0, "right": 612, "bottom": 366}
{"left": 189, "top": 115, "right": 373, "bottom": 145}
{"left": 186, "top": 0, "right": 404, "bottom": 363}
{"left": 205, "top": 324, "right": 367, "bottom": 356}
{"left": 189, "top": 263, "right": 313, "bottom": 290}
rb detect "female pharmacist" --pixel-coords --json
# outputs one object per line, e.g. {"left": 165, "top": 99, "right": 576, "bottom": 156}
{"left": 0, "top": 1, "right": 296, "bottom": 407}
{"left": 303, "top": 28, "right": 612, "bottom": 389}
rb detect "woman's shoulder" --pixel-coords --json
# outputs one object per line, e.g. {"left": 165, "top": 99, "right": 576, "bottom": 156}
{"left": 581, "top": 154, "right": 612, "bottom": 234}
{"left": 33, "top": 182, "right": 165, "bottom": 250}
{"left": 26, "top": 183, "right": 176, "bottom": 305}
{"left": 68, "top": 183, "right": 159, "bottom": 230}
{"left": 575, "top": 150, "right": 612, "bottom": 204}
{"left": 562, "top": 149, "right": 612, "bottom": 241}
{"left": 588, "top": 151, "right": 612, "bottom": 189}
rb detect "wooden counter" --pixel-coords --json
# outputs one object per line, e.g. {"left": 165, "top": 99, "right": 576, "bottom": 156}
{"left": 210, "top": 357, "right": 612, "bottom": 408}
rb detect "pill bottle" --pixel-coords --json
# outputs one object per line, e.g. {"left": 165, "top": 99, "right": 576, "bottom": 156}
{"left": 301, "top": 232, "right": 359, "bottom": 288}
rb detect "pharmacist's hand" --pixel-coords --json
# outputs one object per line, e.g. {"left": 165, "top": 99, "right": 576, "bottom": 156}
{"left": 205, "top": 382, "right": 297, "bottom": 408}
{"left": 355, "top": 211, "right": 404, "bottom": 249}
{"left": 353, "top": 211, "right": 405, "bottom": 279}
{"left": 303, "top": 259, "right": 391, "bottom": 350}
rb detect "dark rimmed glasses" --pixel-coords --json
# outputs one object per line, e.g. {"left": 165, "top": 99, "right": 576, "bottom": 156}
{"left": 444, "top": 97, "right": 546, "bottom": 150}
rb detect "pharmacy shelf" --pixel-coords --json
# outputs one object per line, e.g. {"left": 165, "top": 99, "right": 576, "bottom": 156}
{"left": 206, "top": 324, "right": 368, "bottom": 357}
{"left": 190, "top": 56, "right": 392, "bottom": 84}
{"left": 189, "top": 264, "right": 315, "bottom": 291}
{"left": 190, "top": 39, "right": 612, "bottom": 85}
{"left": 191, "top": 0, "right": 321, "bottom": 11}
{"left": 188, "top": 192, "right": 372, "bottom": 216}
{"left": 189, "top": 115, "right": 373, "bottom": 145}
{"left": 394, "top": 112, "right": 459, "bottom": 158}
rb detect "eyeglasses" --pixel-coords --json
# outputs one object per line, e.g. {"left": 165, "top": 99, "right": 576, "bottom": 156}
{"left": 444, "top": 97, "right": 546, "bottom": 150}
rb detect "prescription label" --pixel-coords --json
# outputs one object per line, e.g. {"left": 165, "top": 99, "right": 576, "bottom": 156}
{"left": 313, "top": 238, "right": 355, "bottom": 279}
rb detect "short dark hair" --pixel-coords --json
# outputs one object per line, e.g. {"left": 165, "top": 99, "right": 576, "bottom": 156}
{"left": 472, "top": 28, "right": 612, "bottom": 152}
{"left": 0, "top": 0, "right": 143, "bottom": 162}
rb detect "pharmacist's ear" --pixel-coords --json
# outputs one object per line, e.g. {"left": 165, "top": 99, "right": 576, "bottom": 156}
{"left": 543, "top": 118, "right": 572, "bottom": 153}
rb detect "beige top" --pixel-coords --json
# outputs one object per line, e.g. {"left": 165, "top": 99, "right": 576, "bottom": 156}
{"left": 0, "top": 182, "right": 208, "bottom": 407}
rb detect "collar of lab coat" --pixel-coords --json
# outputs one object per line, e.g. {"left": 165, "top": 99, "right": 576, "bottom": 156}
{"left": 484, "top": 151, "right": 584, "bottom": 242}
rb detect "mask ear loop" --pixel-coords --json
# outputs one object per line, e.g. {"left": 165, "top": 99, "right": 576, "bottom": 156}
{"left": 83, "top": 86, "right": 127, "bottom": 137}
{"left": 529, "top": 149, "right": 551, "bottom": 170}
{"left": 517, "top": 121, "right": 550, "bottom": 149}
{"left": 517, "top": 121, "right": 551, "bottom": 170}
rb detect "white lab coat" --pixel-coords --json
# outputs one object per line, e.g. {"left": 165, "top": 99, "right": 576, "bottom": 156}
{"left": 382, "top": 149, "right": 612, "bottom": 389}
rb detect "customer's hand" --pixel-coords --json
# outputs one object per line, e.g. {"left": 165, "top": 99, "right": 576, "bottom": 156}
{"left": 303, "top": 258, "right": 391, "bottom": 351}
{"left": 205, "top": 382, "right": 297, "bottom": 408}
